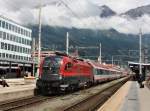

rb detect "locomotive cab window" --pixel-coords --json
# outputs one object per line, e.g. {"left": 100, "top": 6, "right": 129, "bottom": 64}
{"left": 65, "top": 62, "right": 73, "bottom": 70}
{"left": 42, "top": 56, "right": 62, "bottom": 74}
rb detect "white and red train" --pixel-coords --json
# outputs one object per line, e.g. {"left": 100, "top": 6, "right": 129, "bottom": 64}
{"left": 35, "top": 52, "right": 126, "bottom": 95}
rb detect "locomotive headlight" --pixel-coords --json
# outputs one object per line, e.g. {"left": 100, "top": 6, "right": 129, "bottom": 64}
{"left": 59, "top": 75, "right": 62, "bottom": 80}
{"left": 60, "top": 60, "right": 63, "bottom": 65}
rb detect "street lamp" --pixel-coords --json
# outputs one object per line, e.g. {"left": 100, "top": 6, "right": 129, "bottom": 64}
{"left": 139, "top": 28, "right": 142, "bottom": 76}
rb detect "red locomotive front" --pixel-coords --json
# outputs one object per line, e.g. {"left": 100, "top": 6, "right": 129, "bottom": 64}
{"left": 35, "top": 53, "right": 93, "bottom": 95}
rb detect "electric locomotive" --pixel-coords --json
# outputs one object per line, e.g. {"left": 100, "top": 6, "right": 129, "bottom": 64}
{"left": 35, "top": 52, "right": 93, "bottom": 95}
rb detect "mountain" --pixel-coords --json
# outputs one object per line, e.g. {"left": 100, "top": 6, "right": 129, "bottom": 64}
{"left": 122, "top": 4, "right": 150, "bottom": 18}
{"left": 30, "top": 25, "right": 146, "bottom": 63}
{"left": 99, "top": 5, "right": 116, "bottom": 18}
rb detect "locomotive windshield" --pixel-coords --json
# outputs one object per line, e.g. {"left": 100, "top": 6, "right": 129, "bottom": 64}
{"left": 43, "top": 56, "right": 62, "bottom": 74}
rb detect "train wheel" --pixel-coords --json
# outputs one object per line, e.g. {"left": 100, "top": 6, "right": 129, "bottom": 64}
{"left": 67, "top": 84, "right": 78, "bottom": 92}
{"left": 66, "top": 85, "right": 74, "bottom": 93}
{"left": 87, "top": 81, "right": 93, "bottom": 87}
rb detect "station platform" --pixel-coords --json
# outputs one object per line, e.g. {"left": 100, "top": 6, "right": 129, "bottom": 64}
{"left": 0, "top": 78, "right": 36, "bottom": 102}
{"left": 98, "top": 81, "right": 150, "bottom": 111}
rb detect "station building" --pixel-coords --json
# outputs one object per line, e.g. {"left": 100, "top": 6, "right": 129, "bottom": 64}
{"left": 0, "top": 15, "right": 32, "bottom": 78}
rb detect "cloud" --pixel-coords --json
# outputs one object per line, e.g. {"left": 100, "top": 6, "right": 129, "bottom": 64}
{"left": 69, "top": 15, "right": 150, "bottom": 35}
{"left": 92, "top": 0, "right": 150, "bottom": 13}
{"left": 0, "top": 0, "right": 150, "bottom": 35}
{"left": 0, "top": 0, "right": 58, "bottom": 11}
{"left": 53, "top": 13, "right": 150, "bottom": 35}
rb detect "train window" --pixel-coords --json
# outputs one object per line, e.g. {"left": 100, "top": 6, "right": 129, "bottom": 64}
{"left": 65, "top": 62, "right": 73, "bottom": 70}
{"left": 42, "top": 56, "right": 62, "bottom": 74}
{"left": 93, "top": 69, "right": 97, "bottom": 75}
{"left": 100, "top": 69, "right": 103, "bottom": 75}
{"left": 96, "top": 69, "right": 103, "bottom": 75}
{"left": 97, "top": 69, "right": 100, "bottom": 75}
{"left": 105, "top": 70, "right": 110, "bottom": 75}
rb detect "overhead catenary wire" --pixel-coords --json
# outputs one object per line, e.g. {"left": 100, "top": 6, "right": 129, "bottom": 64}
{"left": 60, "top": 0, "right": 81, "bottom": 20}
{"left": 59, "top": 0, "right": 90, "bottom": 28}
{"left": 3, "top": 0, "right": 99, "bottom": 30}
{"left": 65, "top": 0, "right": 98, "bottom": 29}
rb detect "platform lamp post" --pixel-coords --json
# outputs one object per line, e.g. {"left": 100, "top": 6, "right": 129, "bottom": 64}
{"left": 66, "top": 32, "right": 69, "bottom": 55}
{"left": 139, "top": 28, "right": 142, "bottom": 77}
{"left": 37, "top": 0, "right": 42, "bottom": 79}
{"left": 139, "top": 28, "right": 144, "bottom": 88}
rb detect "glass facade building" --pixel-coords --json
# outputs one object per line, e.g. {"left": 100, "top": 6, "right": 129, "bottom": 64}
{"left": 0, "top": 15, "right": 32, "bottom": 63}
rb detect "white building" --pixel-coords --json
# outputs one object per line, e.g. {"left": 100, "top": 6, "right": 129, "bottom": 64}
{"left": 0, "top": 15, "right": 32, "bottom": 63}
{"left": 0, "top": 15, "right": 32, "bottom": 78}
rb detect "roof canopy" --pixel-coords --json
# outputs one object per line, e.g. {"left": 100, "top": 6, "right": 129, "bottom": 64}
{"left": 128, "top": 61, "right": 150, "bottom": 66}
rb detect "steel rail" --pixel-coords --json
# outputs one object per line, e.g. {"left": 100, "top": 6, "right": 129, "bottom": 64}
{"left": 0, "top": 96, "right": 54, "bottom": 111}
{"left": 63, "top": 77, "right": 129, "bottom": 111}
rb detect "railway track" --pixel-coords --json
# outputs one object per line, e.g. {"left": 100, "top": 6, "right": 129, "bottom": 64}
{"left": 0, "top": 77, "right": 129, "bottom": 111}
{"left": 63, "top": 77, "right": 129, "bottom": 111}
{"left": 0, "top": 95, "right": 53, "bottom": 111}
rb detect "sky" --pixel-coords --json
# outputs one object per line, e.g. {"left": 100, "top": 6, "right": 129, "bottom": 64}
{"left": 0, "top": 0, "right": 150, "bottom": 34}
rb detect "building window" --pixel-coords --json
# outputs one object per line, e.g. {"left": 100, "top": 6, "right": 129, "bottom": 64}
{"left": 16, "top": 36, "right": 18, "bottom": 42}
{"left": 10, "top": 45, "right": 12, "bottom": 51}
{"left": 2, "top": 53, "right": 5, "bottom": 58}
{"left": 0, "top": 31, "right": 2, "bottom": 38}
{"left": 3, "top": 32, "right": 6, "bottom": 40}
{"left": 4, "top": 43, "right": 7, "bottom": 50}
{"left": 24, "top": 39, "right": 26, "bottom": 45}
{"left": 10, "top": 35, "right": 12, "bottom": 41}
{"left": 8, "top": 44, "right": 10, "bottom": 50}
{"left": 22, "top": 38, "right": 24, "bottom": 44}
{"left": 6, "top": 22, "right": 8, "bottom": 29}
{"left": 0, "top": 20, "right": 1, "bottom": 27}
{"left": 16, "top": 55, "right": 18, "bottom": 60}
{"left": 15, "top": 26, "right": 17, "bottom": 32}
{"left": 18, "top": 27, "right": 20, "bottom": 34}
{"left": 1, "top": 42, "right": 4, "bottom": 49}
{"left": 13, "top": 55, "right": 15, "bottom": 59}
{"left": 6, "top": 33, "right": 9, "bottom": 40}
{"left": 21, "top": 29, "right": 23, "bottom": 34}
{"left": 11, "top": 45, "right": 14, "bottom": 51}
{"left": 9, "top": 54, "right": 11, "bottom": 59}
{"left": 6, "top": 54, "right": 8, "bottom": 58}
{"left": 17, "top": 46, "right": 19, "bottom": 52}
{"left": 13, "top": 35, "right": 15, "bottom": 41}
{"left": 27, "top": 40, "right": 29, "bottom": 45}
{"left": 20, "top": 47, "right": 22, "bottom": 53}
{"left": 14, "top": 45, "right": 17, "bottom": 51}
{"left": 8, "top": 23, "right": 11, "bottom": 30}
{"left": 12, "top": 25, "right": 14, "bottom": 31}
{"left": 2, "top": 21, "right": 5, "bottom": 28}
{"left": 19, "top": 37, "right": 21, "bottom": 43}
